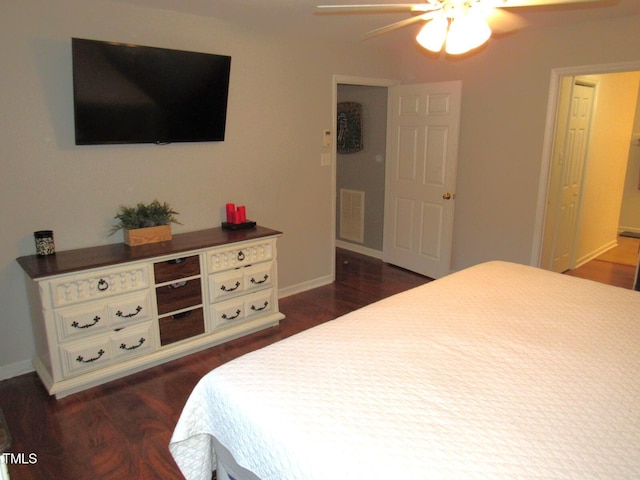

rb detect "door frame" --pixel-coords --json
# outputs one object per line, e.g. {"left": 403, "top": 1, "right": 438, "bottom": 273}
{"left": 531, "top": 60, "right": 640, "bottom": 267}
{"left": 541, "top": 78, "right": 597, "bottom": 272}
{"left": 330, "top": 75, "right": 397, "bottom": 281}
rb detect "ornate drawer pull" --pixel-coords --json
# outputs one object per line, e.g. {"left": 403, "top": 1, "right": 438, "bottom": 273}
{"left": 250, "top": 274, "right": 269, "bottom": 285}
{"left": 168, "top": 281, "right": 188, "bottom": 289}
{"left": 119, "top": 337, "right": 146, "bottom": 351}
{"left": 97, "top": 279, "right": 109, "bottom": 291}
{"left": 222, "top": 309, "right": 241, "bottom": 320}
{"left": 172, "top": 311, "right": 192, "bottom": 320}
{"left": 76, "top": 349, "right": 105, "bottom": 364}
{"left": 167, "top": 257, "right": 186, "bottom": 264}
{"left": 71, "top": 316, "right": 100, "bottom": 329}
{"left": 237, "top": 251, "right": 245, "bottom": 261}
{"left": 116, "top": 306, "right": 142, "bottom": 318}
{"left": 220, "top": 281, "right": 241, "bottom": 292}
{"left": 250, "top": 301, "right": 269, "bottom": 312}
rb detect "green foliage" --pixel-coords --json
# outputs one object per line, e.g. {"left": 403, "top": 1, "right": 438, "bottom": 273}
{"left": 109, "top": 200, "right": 181, "bottom": 235}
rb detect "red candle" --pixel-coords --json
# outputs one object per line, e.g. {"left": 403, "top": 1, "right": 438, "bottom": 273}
{"left": 237, "top": 206, "right": 246, "bottom": 223}
{"left": 226, "top": 203, "right": 235, "bottom": 223}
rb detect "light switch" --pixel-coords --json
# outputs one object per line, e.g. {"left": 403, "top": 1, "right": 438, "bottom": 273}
{"left": 322, "top": 129, "right": 332, "bottom": 147}
{"left": 321, "top": 153, "right": 331, "bottom": 166}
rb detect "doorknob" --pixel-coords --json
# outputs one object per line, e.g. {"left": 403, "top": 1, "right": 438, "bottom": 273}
{"left": 442, "top": 192, "right": 454, "bottom": 200}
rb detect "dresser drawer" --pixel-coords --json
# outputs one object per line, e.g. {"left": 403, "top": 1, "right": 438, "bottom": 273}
{"left": 60, "top": 321, "right": 157, "bottom": 377}
{"left": 208, "top": 239, "right": 275, "bottom": 273}
{"left": 211, "top": 289, "right": 275, "bottom": 328}
{"left": 244, "top": 288, "right": 275, "bottom": 319}
{"left": 48, "top": 264, "right": 150, "bottom": 308}
{"left": 112, "top": 322, "right": 156, "bottom": 360}
{"left": 60, "top": 337, "right": 112, "bottom": 377}
{"left": 156, "top": 278, "right": 202, "bottom": 315}
{"left": 159, "top": 308, "right": 205, "bottom": 346}
{"left": 244, "top": 262, "right": 274, "bottom": 292}
{"left": 55, "top": 304, "right": 108, "bottom": 342}
{"left": 154, "top": 255, "right": 200, "bottom": 283}
{"left": 209, "top": 262, "right": 274, "bottom": 303}
{"left": 54, "top": 291, "right": 152, "bottom": 342}
{"left": 211, "top": 297, "right": 246, "bottom": 327}
{"left": 209, "top": 270, "right": 245, "bottom": 302}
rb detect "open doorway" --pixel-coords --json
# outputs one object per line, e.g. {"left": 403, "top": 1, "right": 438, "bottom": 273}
{"left": 329, "top": 76, "right": 396, "bottom": 282}
{"left": 535, "top": 62, "right": 640, "bottom": 287}
{"left": 335, "top": 83, "right": 388, "bottom": 259}
{"left": 332, "top": 77, "right": 462, "bottom": 280}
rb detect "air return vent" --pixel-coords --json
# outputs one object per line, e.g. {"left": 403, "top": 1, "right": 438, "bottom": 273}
{"left": 340, "top": 189, "right": 365, "bottom": 243}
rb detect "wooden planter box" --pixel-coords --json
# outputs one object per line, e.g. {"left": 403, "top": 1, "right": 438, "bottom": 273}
{"left": 124, "top": 225, "right": 172, "bottom": 247}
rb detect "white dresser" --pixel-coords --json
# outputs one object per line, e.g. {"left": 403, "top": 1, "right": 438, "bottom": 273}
{"left": 17, "top": 226, "right": 283, "bottom": 398}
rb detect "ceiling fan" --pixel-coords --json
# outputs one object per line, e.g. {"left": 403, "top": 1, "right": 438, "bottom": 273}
{"left": 316, "top": 0, "right": 603, "bottom": 55}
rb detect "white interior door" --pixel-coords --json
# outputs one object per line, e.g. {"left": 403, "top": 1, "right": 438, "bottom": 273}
{"left": 382, "top": 81, "right": 461, "bottom": 279}
{"left": 547, "top": 81, "right": 595, "bottom": 272}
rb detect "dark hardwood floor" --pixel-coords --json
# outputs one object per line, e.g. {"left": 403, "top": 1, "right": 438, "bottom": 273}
{"left": 1, "top": 245, "right": 635, "bottom": 479}
{"left": 0, "top": 249, "right": 430, "bottom": 480}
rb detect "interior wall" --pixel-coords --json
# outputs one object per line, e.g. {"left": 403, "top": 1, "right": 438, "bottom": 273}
{"left": 336, "top": 85, "right": 387, "bottom": 252}
{"left": 575, "top": 72, "right": 640, "bottom": 264}
{"left": 394, "top": 15, "right": 640, "bottom": 272}
{"left": 3, "top": 1, "right": 640, "bottom": 379}
{"left": 0, "top": 0, "right": 396, "bottom": 376}
{"left": 619, "top": 91, "right": 640, "bottom": 234}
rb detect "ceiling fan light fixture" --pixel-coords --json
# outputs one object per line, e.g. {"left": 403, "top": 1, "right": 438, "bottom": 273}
{"left": 444, "top": 11, "right": 492, "bottom": 55}
{"left": 416, "top": 15, "right": 448, "bottom": 53}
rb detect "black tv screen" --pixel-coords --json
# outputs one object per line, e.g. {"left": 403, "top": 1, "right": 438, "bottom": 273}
{"left": 72, "top": 38, "right": 231, "bottom": 145}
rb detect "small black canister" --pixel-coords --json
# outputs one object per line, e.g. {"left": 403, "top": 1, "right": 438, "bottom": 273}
{"left": 34, "top": 230, "right": 55, "bottom": 256}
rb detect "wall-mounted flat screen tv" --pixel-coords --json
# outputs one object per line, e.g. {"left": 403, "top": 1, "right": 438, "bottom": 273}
{"left": 72, "top": 38, "right": 231, "bottom": 145}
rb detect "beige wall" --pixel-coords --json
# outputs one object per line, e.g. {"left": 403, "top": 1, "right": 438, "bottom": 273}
{"left": 541, "top": 72, "right": 640, "bottom": 270}
{"left": 2, "top": 0, "right": 640, "bottom": 377}
{"left": 395, "top": 16, "right": 640, "bottom": 270}
{"left": 576, "top": 72, "right": 639, "bottom": 264}
{"left": 619, "top": 92, "right": 640, "bottom": 233}
{"left": 0, "top": 0, "right": 395, "bottom": 375}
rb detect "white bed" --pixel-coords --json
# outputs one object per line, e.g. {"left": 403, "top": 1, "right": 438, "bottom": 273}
{"left": 169, "top": 261, "right": 640, "bottom": 480}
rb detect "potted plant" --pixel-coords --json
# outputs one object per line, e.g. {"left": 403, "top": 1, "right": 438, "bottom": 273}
{"left": 109, "top": 200, "right": 181, "bottom": 246}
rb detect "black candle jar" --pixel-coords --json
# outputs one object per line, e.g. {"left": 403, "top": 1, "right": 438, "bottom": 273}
{"left": 34, "top": 230, "right": 55, "bottom": 256}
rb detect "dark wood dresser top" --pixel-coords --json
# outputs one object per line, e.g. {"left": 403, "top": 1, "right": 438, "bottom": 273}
{"left": 17, "top": 226, "right": 282, "bottom": 279}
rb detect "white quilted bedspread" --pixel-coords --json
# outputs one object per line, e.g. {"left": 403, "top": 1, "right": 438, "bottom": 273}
{"left": 170, "top": 261, "right": 640, "bottom": 479}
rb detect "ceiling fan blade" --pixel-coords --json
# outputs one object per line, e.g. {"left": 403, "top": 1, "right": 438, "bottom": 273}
{"left": 486, "top": 8, "right": 528, "bottom": 34}
{"left": 316, "top": 4, "right": 439, "bottom": 14}
{"left": 497, "top": 0, "right": 603, "bottom": 7}
{"left": 362, "top": 12, "right": 436, "bottom": 38}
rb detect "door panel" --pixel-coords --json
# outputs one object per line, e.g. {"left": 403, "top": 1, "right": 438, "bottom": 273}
{"left": 383, "top": 81, "right": 461, "bottom": 279}
{"left": 420, "top": 202, "right": 444, "bottom": 259}
{"left": 397, "top": 126, "right": 419, "bottom": 180}
{"left": 549, "top": 82, "right": 595, "bottom": 272}
{"left": 392, "top": 196, "right": 414, "bottom": 251}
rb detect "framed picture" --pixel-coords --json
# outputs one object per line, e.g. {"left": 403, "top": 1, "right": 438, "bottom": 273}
{"left": 337, "top": 102, "right": 363, "bottom": 154}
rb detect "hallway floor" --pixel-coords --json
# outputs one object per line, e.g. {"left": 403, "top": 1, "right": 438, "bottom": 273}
{"left": 564, "top": 235, "right": 639, "bottom": 290}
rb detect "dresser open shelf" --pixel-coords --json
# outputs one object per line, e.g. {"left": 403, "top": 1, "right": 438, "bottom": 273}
{"left": 17, "top": 226, "right": 284, "bottom": 398}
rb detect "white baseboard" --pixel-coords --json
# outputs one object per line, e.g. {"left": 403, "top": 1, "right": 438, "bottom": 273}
{"left": 574, "top": 239, "right": 618, "bottom": 268}
{"left": 0, "top": 359, "right": 34, "bottom": 381}
{"left": 278, "top": 244, "right": 383, "bottom": 299}
{"left": 619, "top": 227, "right": 640, "bottom": 235}
{"left": 335, "top": 240, "right": 382, "bottom": 260}
{"left": 278, "top": 274, "right": 334, "bottom": 299}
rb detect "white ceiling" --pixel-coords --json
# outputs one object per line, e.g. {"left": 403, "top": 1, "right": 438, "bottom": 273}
{"left": 108, "top": 0, "right": 640, "bottom": 46}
